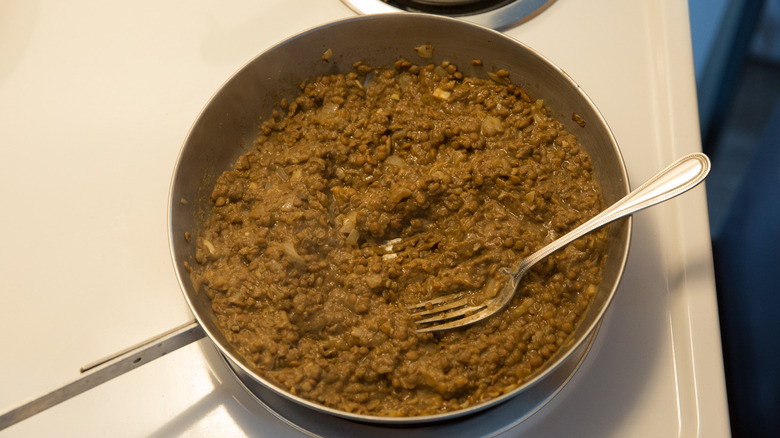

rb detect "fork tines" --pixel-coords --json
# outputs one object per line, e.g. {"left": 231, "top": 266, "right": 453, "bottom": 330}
{"left": 408, "top": 294, "right": 488, "bottom": 328}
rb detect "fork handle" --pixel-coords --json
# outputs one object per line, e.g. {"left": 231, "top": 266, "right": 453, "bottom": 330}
{"left": 508, "top": 153, "right": 711, "bottom": 284}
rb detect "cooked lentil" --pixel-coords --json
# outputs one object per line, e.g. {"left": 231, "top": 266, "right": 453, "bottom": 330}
{"left": 189, "top": 59, "right": 608, "bottom": 417}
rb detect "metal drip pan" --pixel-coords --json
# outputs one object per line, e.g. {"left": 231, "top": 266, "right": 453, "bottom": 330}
{"left": 216, "top": 328, "right": 598, "bottom": 437}
{"left": 341, "top": 0, "right": 556, "bottom": 29}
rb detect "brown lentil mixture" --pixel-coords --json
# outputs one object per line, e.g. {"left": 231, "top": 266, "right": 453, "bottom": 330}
{"left": 190, "top": 59, "right": 608, "bottom": 417}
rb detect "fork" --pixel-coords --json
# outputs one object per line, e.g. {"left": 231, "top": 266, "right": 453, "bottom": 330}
{"left": 408, "top": 152, "right": 711, "bottom": 332}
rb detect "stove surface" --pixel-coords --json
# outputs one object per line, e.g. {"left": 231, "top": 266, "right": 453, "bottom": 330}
{"left": 0, "top": 1, "right": 729, "bottom": 437}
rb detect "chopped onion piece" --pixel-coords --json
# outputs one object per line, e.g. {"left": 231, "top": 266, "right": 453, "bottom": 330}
{"left": 384, "top": 154, "right": 406, "bottom": 167}
{"left": 346, "top": 229, "right": 360, "bottom": 246}
{"left": 414, "top": 44, "right": 434, "bottom": 58}
{"left": 380, "top": 237, "right": 402, "bottom": 252}
{"left": 339, "top": 211, "right": 358, "bottom": 233}
{"left": 487, "top": 71, "right": 510, "bottom": 85}
{"left": 480, "top": 116, "right": 504, "bottom": 136}
{"left": 279, "top": 241, "right": 306, "bottom": 266}
{"left": 433, "top": 88, "right": 451, "bottom": 100}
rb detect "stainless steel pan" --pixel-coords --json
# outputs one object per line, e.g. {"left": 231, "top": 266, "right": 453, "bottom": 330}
{"left": 0, "top": 12, "right": 630, "bottom": 430}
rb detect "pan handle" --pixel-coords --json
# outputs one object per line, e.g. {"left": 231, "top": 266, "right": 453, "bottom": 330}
{"left": 0, "top": 320, "right": 205, "bottom": 431}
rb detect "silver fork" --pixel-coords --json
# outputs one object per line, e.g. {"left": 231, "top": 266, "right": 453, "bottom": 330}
{"left": 408, "top": 153, "right": 711, "bottom": 332}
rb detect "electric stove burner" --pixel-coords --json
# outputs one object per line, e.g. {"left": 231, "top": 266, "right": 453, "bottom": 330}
{"left": 383, "top": 0, "right": 515, "bottom": 15}
{"left": 341, "top": 0, "right": 556, "bottom": 29}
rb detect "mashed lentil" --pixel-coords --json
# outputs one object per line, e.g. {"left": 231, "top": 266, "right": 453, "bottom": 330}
{"left": 190, "top": 59, "right": 608, "bottom": 417}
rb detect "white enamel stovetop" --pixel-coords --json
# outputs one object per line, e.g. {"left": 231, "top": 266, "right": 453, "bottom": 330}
{"left": 0, "top": 1, "right": 730, "bottom": 436}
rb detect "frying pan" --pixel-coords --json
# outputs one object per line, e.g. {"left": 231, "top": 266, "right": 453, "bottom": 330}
{"left": 0, "top": 13, "right": 630, "bottom": 429}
